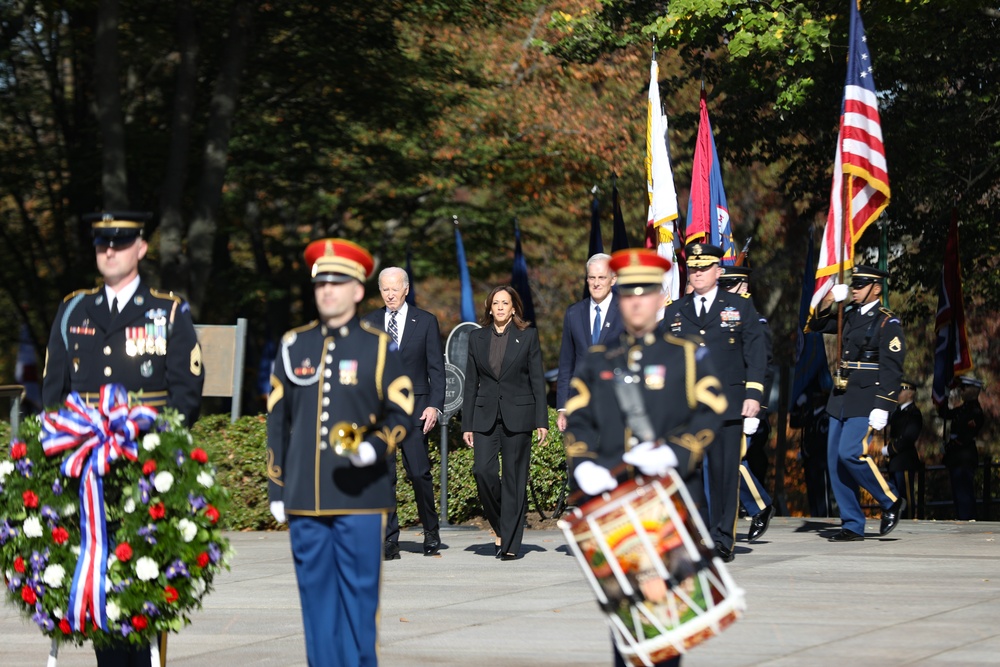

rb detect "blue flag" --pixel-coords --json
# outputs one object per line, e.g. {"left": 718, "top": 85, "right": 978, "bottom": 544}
{"left": 405, "top": 248, "right": 416, "bottom": 307}
{"left": 511, "top": 220, "right": 536, "bottom": 326}
{"left": 455, "top": 224, "right": 476, "bottom": 323}
{"left": 791, "top": 234, "right": 833, "bottom": 407}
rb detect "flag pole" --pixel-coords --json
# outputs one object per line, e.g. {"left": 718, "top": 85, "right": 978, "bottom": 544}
{"left": 835, "top": 175, "right": 852, "bottom": 388}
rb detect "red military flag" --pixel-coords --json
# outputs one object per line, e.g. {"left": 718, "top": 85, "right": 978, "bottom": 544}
{"left": 932, "top": 211, "right": 974, "bottom": 406}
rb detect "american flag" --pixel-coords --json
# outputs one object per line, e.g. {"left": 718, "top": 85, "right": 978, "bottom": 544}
{"left": 810, "top": 0, "right": 891, "bottom": 314}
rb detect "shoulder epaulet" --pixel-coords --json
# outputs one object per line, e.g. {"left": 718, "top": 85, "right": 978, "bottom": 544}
{"left": 149, "top": 288, "right": 184, "bottom": 304}
{"left": 62, "top": 287, "right": 99, "bottom": 302}
{"left": 879, "top": 306, "right": 895, "bottom": 317}
{"left": 359, "top": 319, "right": 391, "bottom": 340}
{"left": 282, "top": 321, "right": 318, "bottom": 346}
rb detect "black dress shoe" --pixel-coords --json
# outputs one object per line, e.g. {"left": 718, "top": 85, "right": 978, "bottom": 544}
{"left": 880, "top": 497, "right": 906, "bottom": 536}
{"left": 748, "top": 505, "right": 774, "bottom": 542}
{"left": 384, "top": 541, "right": 401, "bottom": 561}
{"left": 714, "top": 544, "right": 734, "bottom": 563}
{"left": 828, "top": 529, "right": 865, "bottom": 542}
{"left": 500, "top": 553, "right": 518, "bottom": 561}
{"left": 423, "top": 529, "right": 441, "bottom": 556}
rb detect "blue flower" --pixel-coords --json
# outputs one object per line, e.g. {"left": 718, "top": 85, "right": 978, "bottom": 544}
{"left": 188, "top": 492, "right": 207, "bottom": 512}
{"left": 175, "top": 448, "right": 186, "bottom": 466}
{"left": 208, "top": 542, "right": 222, "bottom": 564}
{"left": 7, "top": 575, "right": 22, "bottom": 591}
{"left": 30, "top": 550, "right": 47, "bottom": 573}
{"left": 41, "top": 505, "right": 59, "bottom": 525}
{"left": 138, "top": 477, "right": 152, "bottom": 504}
{"left": 0, "top": 520, "right": 16, "bottom": 545}
{"left": 119, "top": 620, "right": 133, "bottom": 637}
{"left": 142, "top": 601, "right": 160, "bottom": 617}
{"left": 16, "top": 458, "right": 33, "bottom": 477}
{"left": 137, "top": 523, "right": 158, "bottom": 545}
{"left": 32, "top": 609, "right": 55, "bottom": 632}
{"left": 51, "top": 478, "right": 63, "bottom": 495}
{"left": 165, "top": 559, "right": 190, "bottom": 580}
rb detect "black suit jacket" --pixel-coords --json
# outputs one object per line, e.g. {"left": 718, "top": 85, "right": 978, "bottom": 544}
{"left": 461, "top": 325, "right": 547, "bottom": 433}
{"left": 887, "top": 402, "right": 923, "bottom": 472}
{"left": 362, "top": 306, "right": 445, "bottom": 416}
{"left": 555, "top": 296, "right": 623, "bottom": 409}
{"left": 661, "top": 290, "right": 767, "bottom": 421}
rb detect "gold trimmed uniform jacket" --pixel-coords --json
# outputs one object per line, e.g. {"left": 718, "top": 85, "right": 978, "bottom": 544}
{"left": 564, "top": 331, "right": 728, "bottom": 488}
{"left": 42, "top": 281, "right": 204, "bottom": 423}
{"left": 806, "top": 303, "right": 905, "bottom": 418}
{"left": 266, "top": 317, "right": 414, "bottom": 515}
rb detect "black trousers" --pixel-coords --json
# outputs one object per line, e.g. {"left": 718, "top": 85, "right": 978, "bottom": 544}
{"left": 384, "top": 425, "right": 439, "bottom": 544}
{"left": 705, "top": 419, "right": 743, "bottom": 552}
{"left": 472, "top": 420, "right": 531, "bottom": 556}
{"left": 95, "top": 643, "right": 151, "bottom": 667}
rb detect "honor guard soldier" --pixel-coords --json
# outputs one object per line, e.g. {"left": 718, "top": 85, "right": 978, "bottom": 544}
{"left": 661, "top": 244, "right": 767, "bottom": 562}
{"left": 939, "top": 375, "right": 985, "bottom": 520}
{"left": 806, "top": 265, "right": 906, "bottom": 541}
{"left": 565, "top": 248, "right": 727, "bottom": 667}
{"left": 718, "top": 264, "right": 775, "bottom": 543}
{"left": 42, "top": 211, "right": 204, "bottom": 666}
{"left": 883, "top": 377, "right": 923, "bottom": 519}
{"left": 42, "top": 212, "right": 204, "bottom": 425}
{"left": 266, "top": 238, "right": 415, "bottom": 667}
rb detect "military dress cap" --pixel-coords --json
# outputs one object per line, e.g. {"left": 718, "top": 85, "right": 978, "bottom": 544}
{"left": 719, "top": 265, "right": 751, "bottom": 284}
{"left": 85, "top": 211, "right": 151, "bottom": 247}
{"left": 955, "top": 375, "right": 984, "bottom": 389}
{"left": 608, "top": 249, "right": 671, "bottom": 295}
{"left": 304, "top": 238, "right": 374, "bottom": 284}
{"left": 899, "top": 377, "right": 919, "bottom": 391}
{"left": 684, "top": 242, "right": 724, "bottom": 268}
{"left": 850, "top": 264, "right": 889, "bottom": 285}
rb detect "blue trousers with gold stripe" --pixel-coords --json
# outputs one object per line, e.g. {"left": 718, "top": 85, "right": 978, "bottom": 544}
{"left": 289, "top": 514, "right": 384, "bottom": 667}
{"left": 827, "top": 416, "right": 897, "bottom": 535}
{"left": 738, "top": 462, "right": 772, "bottom": 516}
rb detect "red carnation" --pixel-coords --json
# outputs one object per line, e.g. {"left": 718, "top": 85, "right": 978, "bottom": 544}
{"left": 13, "top": 556, "right": 25, "bottom": 573}
{"left": 59, "top": 618, "right": 72, "bottom": 634}
{"left": 23, "top": 490, "right": 39, "bottom": 509}
{"left": 21, "top": 585, "right": 37, "bottom": 604}
{"left": 115, "top": 542, "right": 134, "bottom": 562}
{"left": 204, "top": 505, "right": 220, "bottom": 525}
{"left": 52, "top": 527, "right": 70, "bottom": 545}
{"left": 164, "top": 585, "right": 179, "bottom": 603}
{"left": 142, "top": 460, "right": 157, "bottom": 475}
{"left": 197, "top": 552, "right": 210, "bottom": 568}
{"left": 10, "top": 441, "right": 27, "bottom": 459}
{"left": 149, "top": 502, "right": 166, "bottom": 520}
{"left": 191, "top": 448, "right": 209, "bottom": 464}
{"left": 131, "top": 615, "right": 148, "bottom": 631}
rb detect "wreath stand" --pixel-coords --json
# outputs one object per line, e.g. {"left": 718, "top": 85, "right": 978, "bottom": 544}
{"left": 47, "top": 631, "right": 168, "bottom": 666}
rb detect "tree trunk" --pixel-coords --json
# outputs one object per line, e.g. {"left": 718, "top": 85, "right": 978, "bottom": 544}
{"left": 187, "top": 0, "right": 253, "bottom": 317}
{"left": 159, "top": 0, "right": 200, "bottom": 295}
{"left": 94, "top": 0, "right": 128, "bottom": 209}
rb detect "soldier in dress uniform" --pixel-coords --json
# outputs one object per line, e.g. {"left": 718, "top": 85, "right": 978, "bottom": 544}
{"left": 661, "top": 244, "right": 767, "bottom": 562}
{"left": 41, "top": 211, "right": 204, "bottom": 667}
{"left": 565, "top": 248, "right": 728, "bottom": 667}
{"left": 718, "top": 265, "right": 775, "bottom": 543}
{"left": 266, "top": 238, "right": 414, "bottom": 667}
{"left": 882, "top": 377, "right": 923, "bottom": 519}
{"left": 806, "top": 265, "right": 906, "bottom": 541}
{"left": 42, "top": 212, "right": 204, "bottom": 424}
{"left": 939, "top": 375, "right": 985, "bottom": 520}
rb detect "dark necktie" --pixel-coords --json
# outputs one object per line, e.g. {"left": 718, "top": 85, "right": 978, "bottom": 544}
{"left": 592, "top": 305, "right": 601, "bottom": 345}
{"left": 698, "top": 296, "right": 708, "bottom": 323}
{"left": 388, "top": 310, "right": 399, "bottom": 345}
{"left": 111, "top": 297, "right": 120, "bottom": 320}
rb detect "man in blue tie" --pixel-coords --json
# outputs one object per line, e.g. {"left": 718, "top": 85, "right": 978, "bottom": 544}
{"left": 555, "top": 253, "right": 624, "bottom": 432}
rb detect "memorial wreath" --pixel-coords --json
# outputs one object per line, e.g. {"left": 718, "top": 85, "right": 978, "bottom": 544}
{"left": 0, "top": 384, "right": 231, "bottom": 649}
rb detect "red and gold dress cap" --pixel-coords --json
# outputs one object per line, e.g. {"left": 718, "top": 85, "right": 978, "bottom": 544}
{"left": 303, "top": 238, "right": 374, "bottom": 284}
{"left": 608, "top": 249, "right": 672, "bottom": 295}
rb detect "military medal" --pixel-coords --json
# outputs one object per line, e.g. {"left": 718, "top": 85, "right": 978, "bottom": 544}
{"left": 126, "top": 328, "right": 138, "bottom": 356}
{"left": 643, "top": 365, "right": 666, "bottom": 390}
{"left": 339, "top": 359, "right": 359, "bottom": 385}
{"left": 141, "top": 360, "right": 154, "bottom": 377}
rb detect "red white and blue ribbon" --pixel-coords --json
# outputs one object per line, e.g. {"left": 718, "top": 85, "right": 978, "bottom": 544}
{"left": 41, "top": 384, "right": 157, "bottom": 632}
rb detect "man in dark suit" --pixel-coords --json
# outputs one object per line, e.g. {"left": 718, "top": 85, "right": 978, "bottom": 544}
{"left": 661, "top": 244, "right": 767, "bottom": 562}
{"left": 806, "top": 265, "right": 906, "bottom": 541}
{"left": 42, "top": 212, "right": 205, "bottom": 667}
{"left": 555, "top": 253, "right": 624, "bottom": 432}
{"left": 883, "top": 377, "right": 922, "bottom": 519}
{"left": 362, "top": 266, "right": 445, "bottom": 559}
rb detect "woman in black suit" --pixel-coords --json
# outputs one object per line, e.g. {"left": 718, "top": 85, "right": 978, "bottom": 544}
{"left": 462, "top": 285, "right": 548, "bottom": 560}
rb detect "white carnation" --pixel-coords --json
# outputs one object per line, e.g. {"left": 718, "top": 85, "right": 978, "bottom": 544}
{"left": 196, "top": 471, "right": 214, "bottom": 488}
{"left": 107, "top": 554, "right": 118, "bottom": 568}
{"left": 42, "top": 564, "right": 66, "bottom": 589}
{"left": 105, "top": 600, "right": 121, "bottom": 622}
{"left": 153, "top": 471, "right": 174, "bottom": 493}
{"left": 142, "top": 433, "right": 161, "bottom": 451}
{"left": 0, "top": 460, "right": 14, "bottom": 481}
{"left": 135, "top": 556, "right": 160, "bottom": 581}
{"left": 71, "top": 545, "right": 81, "bottom": 556}
{"left": 191, "top": 578, "right": 206, "bottom": 597}
{"left": 23, "top": 516, "right": 43, "bottom": 538}
{"left": 53, "top": 608, "right": 63, "bottom": 620}
{"left": 62, "top": 503, "right": 76, "bottom": 517}
{"left": 123, "top": 498, "right": 136, "bottom": 514}
{"left": 176, "top": 518, "right": 198, "bottom": 543}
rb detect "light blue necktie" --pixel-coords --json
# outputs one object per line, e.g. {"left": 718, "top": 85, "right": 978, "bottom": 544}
{"left": 592, "top": 305, "right": 601, "bottom": 345}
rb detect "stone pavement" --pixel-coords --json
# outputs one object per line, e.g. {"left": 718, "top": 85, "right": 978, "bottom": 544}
{"left": 4, "top": 517, "right": 1000, "bottom": 666}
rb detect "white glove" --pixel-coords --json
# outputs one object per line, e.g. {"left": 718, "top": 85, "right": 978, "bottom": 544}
{"left": 269, "top": 501, "right": 286, "bottom": 524}
{"left": 349, "top": 441, "right": 378, "bottom": 467}
{"left": 880, "top": 445, "right": 889, "bottom": 457}
{"left": 869, "top": 408, "right": 889, "bottom": 431}
{"left": 623, "top": 441, "right": 679, "bottom": 477}
{"left": 831, "top": 284, "right": 849, "bottom": 303}
{"left": 573, "top": 461, "right": 618, "bottom": 496}
{"left": 743, "top": 417, "right": 760, "bottom": 435}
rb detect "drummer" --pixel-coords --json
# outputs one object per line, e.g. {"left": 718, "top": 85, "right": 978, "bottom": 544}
{"left": 564, "top": 249, "right": 728, "bottom": 667}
